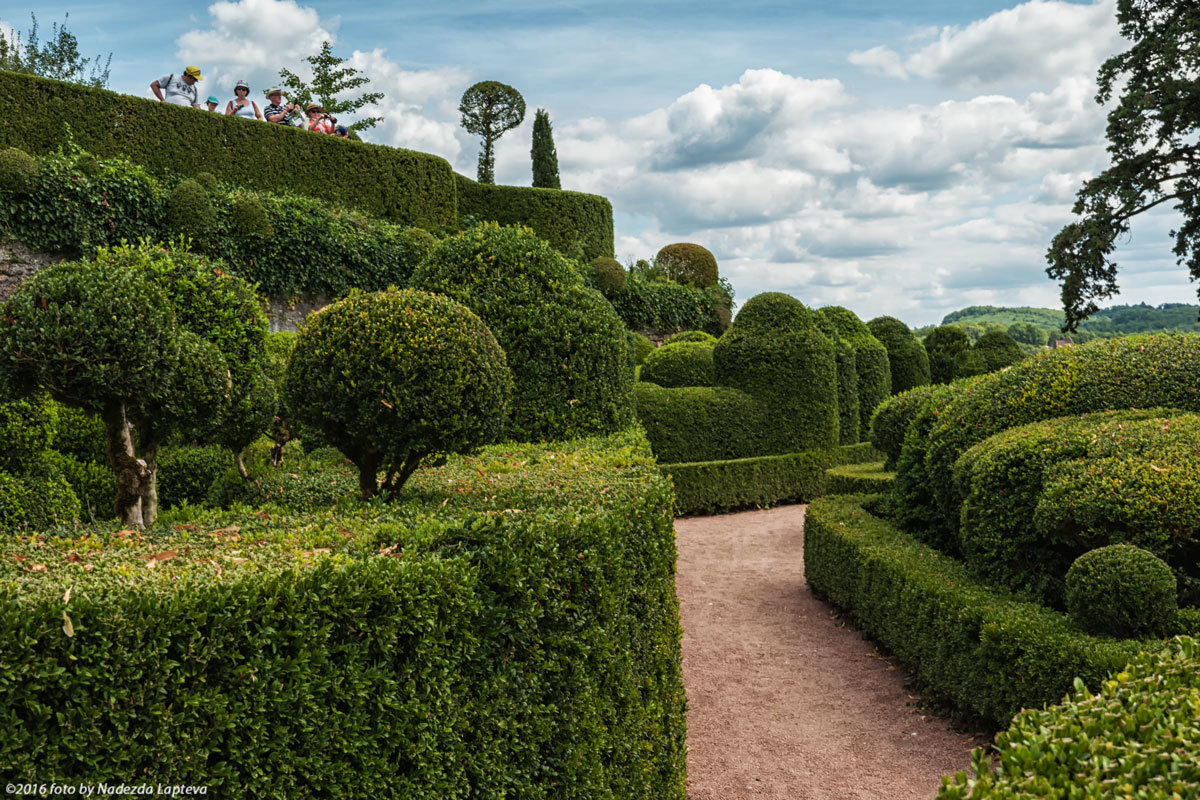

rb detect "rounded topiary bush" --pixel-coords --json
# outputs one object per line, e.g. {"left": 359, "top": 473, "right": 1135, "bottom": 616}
{"left": 663, "top": 330, "right": 717, "bottom": 345}
{"left": 655, "top": 243, "right": 718, "bottom": 288}
{"left": 923, "top": 325, "right": 971, "bottom": 384}
{"left": 282, "top": 288, "right": 513, "bottom": 498}
{"left": 157, "top": 444, "right": 233, "bottom": 509}
{"left": 1065, "top": 544, "right": 1177, "bottom": 638}
{"left": 399, "top": 227, "right": 438, "bottom": 269}
{"left": 821, "top": 307, "right": 891, "bottom": 435}
{"left": 630, "top": 331, "right": 655, "bottom": 367}
{"left": 867, "top": 316, "right": 930, "bottom": 394}
{"left": 869, "top": 384, "right": 940, "bottom": 470}
{"left": 641, "top": 341, "right": 715, "bottom": 388}
{"left": 974, "top": 329, "right": 1025, "bottom": 372}
{"left": 591, "top": 256, "right": 627, "bottom": 296}
{"left": 0, "top": 147, "right": 39, "bottom": 192}
{"left": 168, "top": 179, "right": 216, "bottom": 241}
{"left": 0, "top": 393, "right": 54, "bottom": 473}
{"left": 0, "top": 465, "right": 80, "bottom": 533}
{"left": 192, "top": 172, "right": 219, "bottom": 192}
{"left": 814, "top": 314, "right": 860, "bottom": 444}
{"left": 230, "top": 194, "right": 272, "bottom": 237}
{"left": 411, "top": 223, "right": 634, "bottom": 442}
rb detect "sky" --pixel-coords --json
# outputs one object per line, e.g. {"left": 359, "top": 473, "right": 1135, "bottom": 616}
{"left": 2, "top": 0, "right": 1193, "bottom": 327}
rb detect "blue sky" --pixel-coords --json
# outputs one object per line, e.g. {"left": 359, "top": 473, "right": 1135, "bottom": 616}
{"left": 3, "top": 0, "right": 1191, "bottom": 327}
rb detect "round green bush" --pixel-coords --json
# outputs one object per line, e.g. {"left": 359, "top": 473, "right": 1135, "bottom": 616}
{"left": 1065, "top": 545, "right": 1177, "bottom": 637}
{"left": 591, "top": 257, "right": 627, "bottom": 296}
{"left": 821, "top": 307, "right": 891, "bottom": 436}
{"left": 192, "top": 172, "right": 219, "bottom": 192}
{"left": 922, "top": 325, "right": 971, "bottom": 384}
{"left": 0, "top": 147, "right": 38, "bottom": 193}
{"left": 0, "top": 392, "right": 54, "bottom": 473}
{"left": 282, "top": 288, "right": 513, "bottom": 498}
{"left": 630, "top": 332, "right": 655, "bottom": 367}
{"left": 714, "top": 292, "right": 838, "bottom": 454}
{"left": 167, "top": 179, "right": 216, "bottom": 242}
{"left": 44, "top": 450, "right": 115, "bottom": 521}
{"left": 974, "top": 329, "right": 1025, "bottom": 372}
{"left": 655, "top": 243, "right": 718, "bottom": 288}
{"left": 635, "top": 382, "right": 768, "bottom": 463}
{"left": 398, "top": 227, "right": 438, "bottom": 269}
{"left": 157, "top": 444, "right": 233, "bottom": 509}
{"left": 641, "top": 341, "right": 715, "bottom": 388}
{"left": 663, "top": 330, "right": 717, "bottom": 345}
{"left": 813, "top": 314, "right": 860, "bottom": 444}
{"left": 47, "top": 401, "right": 107, "bottom": 463}
{"left": 0, "top": 464, "right": 80, "bottom": 534}
{"left": 867, "top": 316, "right": 930, "bottom": 394}
{"left": 412, "top": 223, "right": 634, "bottom": 442}
{"left": 869, "top": 384, "right": 940, "bottom": 470}
{"left": 230, "top": 194, "right": 272, "bottom": 237}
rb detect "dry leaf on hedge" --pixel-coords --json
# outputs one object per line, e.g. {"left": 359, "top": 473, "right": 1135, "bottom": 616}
{"left": 62, "top": 611, "right": 74, "bottom": 638}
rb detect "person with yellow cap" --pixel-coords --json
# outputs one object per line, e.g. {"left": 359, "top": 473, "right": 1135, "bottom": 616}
{"left": 151, "top": 66, "right": 203, "bottom": 108}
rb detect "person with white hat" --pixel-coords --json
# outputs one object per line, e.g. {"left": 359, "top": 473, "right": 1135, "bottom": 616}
{"left": 150, "top": 65, "right": 204, "bottom": 108}
{"left": 225, "top": 80, "right": 263, "bottom": 120}
{"left": 263, "top": 87, "right": 300, "bottom": 125}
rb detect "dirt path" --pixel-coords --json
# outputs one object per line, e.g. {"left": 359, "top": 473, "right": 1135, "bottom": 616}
{"left": 677, "top": 504, "right": 980, "bottom": 800}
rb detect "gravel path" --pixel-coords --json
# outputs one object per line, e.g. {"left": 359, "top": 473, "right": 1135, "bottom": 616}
{"left": 677, "top": 504, "right": 980, "bottom": 800}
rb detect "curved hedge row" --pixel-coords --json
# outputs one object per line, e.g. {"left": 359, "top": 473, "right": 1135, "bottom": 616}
{"left": 635, "top": 383, "right": 767, "bottom": 464}
{"left": 640, "top": 341, "right": 715, "bottom": 388}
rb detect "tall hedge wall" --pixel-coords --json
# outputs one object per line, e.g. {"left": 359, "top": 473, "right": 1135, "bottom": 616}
{"left": 0, "top": 70, "right": 456, "bottom": 230}
{"left": 455, "top": 173, "right": 614, "bottom": 261}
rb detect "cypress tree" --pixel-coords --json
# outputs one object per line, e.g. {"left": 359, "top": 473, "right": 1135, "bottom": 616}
{"left": 531, "top": 108, "right": 561, "bottom": 189}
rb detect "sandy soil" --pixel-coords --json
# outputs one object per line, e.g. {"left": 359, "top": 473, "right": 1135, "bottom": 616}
{"left": 676, "top": 504, "right": 982, "bottom": 800}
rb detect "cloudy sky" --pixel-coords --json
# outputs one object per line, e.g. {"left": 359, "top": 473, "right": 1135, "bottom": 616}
{"left": 3, "top": 0, "right": 1191, "bottom": 326}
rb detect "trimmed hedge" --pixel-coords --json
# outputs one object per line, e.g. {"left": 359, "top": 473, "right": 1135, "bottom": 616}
{"left": 867, "top": 315, "right": 930, "bottom": 394}
{"left": 938, "top": 637, "right": 1200, "bottom": 799}
{"left": 662, "top": 330, "right": 716, "bottom": 346}
{"left": 455, "top": 173, "right": 613, "bottom": 261}
{"left": 820, "top": 307, "right": 891, "bottom": 436}
{"left": 635, "top": 383, "right": 767, "bottom": 464}
{"left": 824, "top": 461, "right": 893, "bottom": 495}
{"left": 973, "top": 328, "right": 1025, "bottom": 372}
{"left": 804, "top": 493, "right": 1149, "bottom": 728}
{"left": 868, "top": 384, "right": 941, "bottom": 470}
{"left": 665, "top": 450, "right": 831, "bottom": 516}
{"left": 640, "top": 341, "right": 715, "bottom": 388}
{"left": 610, "top": 270, "right": 733, "bottom": 337}
{"left": 0, "top": 430, "right": 687, "bottom": 798}
{"left": 655, "top": 242, "right": 718, "bottom": 288}
{"left": 1065, "top": 544, "right": 1177, "bottom": 638}
{"left": 922, "top": 325, "right": 971, "bottom": 384}
{"left": 0, "top": 70, "right": 456, "bottom": 229}
{"left": 156, "top": 444, "right": 234, "bottom": 509}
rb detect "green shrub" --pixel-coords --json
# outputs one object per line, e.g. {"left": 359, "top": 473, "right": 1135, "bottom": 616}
{"left": 207, "top": 451, "right": 357, "bottom": 511}
{"left": 609, "top": 270, "right": 733, "bottom": 336}
{"left": 47, "top": 401, "right": 107, "bottom": 463}
{"left": 157, "top": 444, "right": 233, "bottom": 509}
{"left": 635, "top": 382, "right": 768, "bottom": 463}
{"left": 0, "top": 463, "right": 80, "bottom": 533}
{"left": 629, "top": 331, "right": 655, "bottom": 367}
{"left": 973, "top": 328, "right": 1025, "bottom": 372}
{"left": 820, "top": 307, "right": 891, "bottom": 435}
{"left": 922, "top": 325, "right": 971, "bottom": 384}
{"left": 43, "top": 450, "right": 114, "bottom": 521}
{"left": 1065, "top": 545, "right": 1177, "bottom": 638}
{"left": 952, "top": 345, "right": 988, "bottom": 378}
{"left": 283, "top": 289, "right": 512, "bottom": 498}
{"left": 0, "top": 393, "right": 54, "bottom": 473}
{"left": 869, "top": 385, "right": 940, "bottom": 470}
{"left": 167, "top": 178, "right": 216, "bottom": 241}
{"left": 824, "top": 461, "right": 893, "bottom": 495}
{"left": 888, "top": 382, "right": 965, "bottom": 546}
{"left": 0, "top": 147, "right": 37, "bottom": 192}
{"left": 591, "top": 256, "right": 627, "bottom": 296}
{"left": 805, "top": 493, "right": 1149, "bottom": 728}
{"left": 0, "top": 69, "right": 457, "bottom": 229}
{"left": 655, "top": 242, "right": 718, "bottom": 288}
{"left": 867, "top": 315, "right": 930, "bottom": 393}
{"left": 412, "top": 223, "right": 634, "bottom": 442}
{"left": 666, "top": 450, "right": 831, "bottom": 516}
{"left": 192, "top": 171, "right": 218, "bottom": 192}
{"left": 938, "top": 637, "right": 1200, "bottom": 799}
{"left": 663, "top": 330, "right": 715, "bottom": 345}
{"left": 229, "top": 193, "right": 271, "bottom": 237}
{"left": 641, "top": 341, "right": 715, "bottom": 388}
{"left": 397, "top": 226, "right": 438, "bottom": 267}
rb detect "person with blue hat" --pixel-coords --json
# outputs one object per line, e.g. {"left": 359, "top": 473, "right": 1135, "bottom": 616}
{"left": 225, "top": 80, "right": 263, "bottom": 120}
{"left": 205, "top": 95, "right": 220, "bottom": 113}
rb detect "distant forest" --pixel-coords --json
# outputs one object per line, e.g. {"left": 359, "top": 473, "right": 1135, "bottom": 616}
{"left": 912, "top": 303, "right": 1200, "bottom": 347}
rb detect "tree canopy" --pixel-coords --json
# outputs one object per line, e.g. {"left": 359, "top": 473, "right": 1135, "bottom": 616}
{"left": 1046, "top": 0, "right": 1200, "bottom": 330}
{"left": 459, "top": 81, "right": 526, "bottom": 184}
{"left": 278, "top": 41, "right": 383, "bottom": 132}
{"left": 0, "top": 13, "right": 111, "bottom": 89}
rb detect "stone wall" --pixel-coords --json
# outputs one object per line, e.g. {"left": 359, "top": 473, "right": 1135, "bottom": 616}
{"left": 0, "top": 240, "right": 66, "bottom": 300}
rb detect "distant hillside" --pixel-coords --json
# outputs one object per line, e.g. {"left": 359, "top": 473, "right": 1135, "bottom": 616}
{"left": 913, "top": 303, "right": 1200, "bottom": 347}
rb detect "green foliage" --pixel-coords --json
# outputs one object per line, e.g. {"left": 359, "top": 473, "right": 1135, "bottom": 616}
{"left": 869, "top": 384, "right": 941, "bottom": 470}
{"left": 192, "top": 171, "right": 218, "bottom": 192}
{"left": 867, "top": 315, "right": 930, "bottom": 393}
{"left": 229, "top": 193, "right": 271, "bottom": 237}
{"left": 412, "top": 223, "right": 634, "bottom": 442}
{"left": 206, "top": 442, "right": 357, "bottom": 512}
{"left": 1006, "top": 320, "right": 1044, "bottom": 345}
{"left": 1065, "top": 545, "right": 1177, "bottom": 638}
{"left": 0, "top": 464, "right": 79, "bottom": 533}
{"left": 0, "top": 393, "right": 53, "bottom": 473}
{"left": 167, "top": 179, "right": 215, "bottom": 249}
{"left": 655, "top": 242, "right": 719, "bottom": 288}
{"left": 828, "top": 333, "right": 861, "bottom": 445}
{"left": 666, "top": 450, "right": 832, "bottom": 516}
{"left": 46, "top": 401, "right": 105, "bottom": 463}
{"left": 922, "top": 325, "right": 971, "bottom": 384}
{"left": 454, "top": 173, "right": 614, "bottom": 262}
{"left": 0, "top": 70, "right": 456, "bottom": 229}
{"left": 459, "top": 81, "right": 525, "bottom": 184}
{"left": 820, "top": 306, "right": 891, "bottom": 435}
{"left": 805, "top": 493, "right": 1150, "bottom": 728}
{"left": 630, "top": 332, "right": 654, "bottom": 366}
{"left": 974, "top": 328, "right": 1025, "bottom": 371}
{"left": 283, "top": 289, "right": 512, "bottom": 498}
{"left": 938, "top": 637, "right": 1200, "bottom": 799}
{"left": 43, "top": 450, "right": 113, "bottom": 521}
{"left": 663, "top": 330, "right": 716, "bottom": 345}
{"left": 0, "top": 430, "right": 687, "bottom": 799}
{"left": 277, "top": 40, "right": 384, "bottom": 132}
{"left": 157, "top": 444, "right": 233, "bottom": 510}
{"left": 635, "top": 383, "right": 767, "bottom": 464}
{"left": 888, "top": 382, "right": 965, "bottom": 544}
{"left": 824, "top": 461, "right": 894, "bottom": 495}
{"left": 590, "top": 255, "right": 627, "bottom": 296}
{"left": 0, "top": 147, "right": 38, "bottom": 192}
{"left": 608, "top": 269, "right": 733, "bottom": 336}
{"left": 397, "top": 226, "right": 438, "bottom": 267}
{"left": 0, "top": 12, "right": 111, "bottom": 88}
{"left": 640, "top": 341, "right": 715, "bottom": 388}
{"left": 530, "top": 107, "right": 561, "bottom": 189}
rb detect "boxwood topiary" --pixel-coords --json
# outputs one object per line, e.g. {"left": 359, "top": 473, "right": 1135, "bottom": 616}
{"left": 0, "top": 464, "right": 80, "bottom": 533}
{"left": 591, "top": 256, "right": 627, "bottom": 296}
{"left": 1065, "top": 544, "right": 1177, "bottom": 638}
{"left": 869, "top": 384, "right": 940, "bottom": 470}
{"left": 663, "top": 330, "right": 716, "bottom": 345}
{"left": 922, "top": 325, "right": 971, "bottom": 384}
{"left": 973, "top": 328, "right": 1025, "bottom": 372}
{"left": 43, "top": 450, "right": 115, "bottom": 522}
{"left": 230, "top": 193, "right": 272, "bottom": 237}
{"left": 635, "top": 382, "right": 768, "bottom": 463}
{"left": 629, "top": 331, "right": 655, "bottom": 367}
{"left": 0, "top": 392, "right": 54, "bottom": 473}
{"left": 814, "top": 314, "right": 860, "bottom": 444}
{"left": 867, "top": 316, "right": 930, "bottom": 394}
{"left": 655, "top": 243, "right": 718, "bottom": 288}
{"left": 167, "top": 179, "right": 216, "bottom": 242}
{"left": 192, "top": 171, "right": 219, "bottom": 192}
{"left": 0, "top": 147, "right": 38, "bottom": 192}
{"left": 820, "top": 307, "right": 891, "bottom": 435}
{"left": 398, "top": 227, "right": 438, "bottom": 268}
{"left": 282, "top": 288, "right": 513, "bottom": 498}
{"left": 640, "top": 341, "right": 715, "bottom": 388}
{"left": 412, "top": 223, "right": 634, "bottom": 442}
{"left": 888, "top": 382, "right": 965, "bottom": 547}
{"left": 46, "top": 401, "right": 107, "bottom": 464}
{"left": 157, "top": 444, "right": 234, "bottom": 509}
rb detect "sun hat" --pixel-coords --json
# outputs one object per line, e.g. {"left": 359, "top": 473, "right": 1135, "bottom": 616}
{"left": 265, "top": 86, "right": 283, "bottom": 96}
{"left": 206, "top": 95, "right": 219, "bottom": 104}
{"left": 305, "top": 102, "right": 322, "bottom": 112}
{"left": 234, "top": 80, "right": 250, "bottom": 91}
{"left": 183, "top": 65, "right": 203, "bottom": 80}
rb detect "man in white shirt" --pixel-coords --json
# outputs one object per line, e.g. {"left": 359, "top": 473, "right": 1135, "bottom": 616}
{"left": 150, "top": 66, "right": 203, "bottom": 108}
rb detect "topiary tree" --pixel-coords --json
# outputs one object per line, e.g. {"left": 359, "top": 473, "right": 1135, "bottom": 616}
{"left": 230, "top": 193, "right": 271, "bottom": 237}
{"left": 591, "top": 256, "right": 627, "bottom": 296}
{"left": 655, "top": 243, "right": 719, "bottom": 288}
{"left": 459, "top": 81, "right": 526, "bottom": 185}
{"left": 640, "top": 341, "right": 715, "bottom": 388}
{"left": 167, "top": 179, "right": 215, "bottom": 243}
{"left": 0, "top": 147, "right": 38, "bottom": 192}
{"left": 868, "top": 316, "right": 930, "bottom": 394}
{"left": 282, "top": 289, "right": 512, "bottom": 499}
{"left": 0, "top": 242, "right": 268, "bottom": 528}
{"left": 412, "top": 223, "right": 634, "bottom": 442}
{"left": 923, "top": 325, "right": 971, "bottom": 384}
{"left": 820, "top": 307, "right": 891, "bottom": 436}
{"left": 531, "top": 107, "right": 561, "bottom": 189}
{"left": 1065, "top": 544, "right": 1177, "bottom": 638}
{"left": 663, "top": 330, "right": 717, "bottom": 345}
{"left": 630, "top": 332, "right": 655, "bottom": 367}
{"left": 399, "top": 227, "right": 438, "bottom": 268}
{"left": 974, "top": 329, "right": 1026, "bottom": 372}
{"left": 813, "top": 313, "right": 860, "bottom": 444}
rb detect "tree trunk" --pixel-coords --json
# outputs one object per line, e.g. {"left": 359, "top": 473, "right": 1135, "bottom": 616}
{"left": 356, "top": 451, "right": 381, "bottom": 500}
{"left": 236, "top": 451, "right": 250, "bottom": 480}
{"left": 102, "top": 402, "right": 150, "bottom": 529}
{"left": 140, "top": 436, "right": 160, "bottom": 528}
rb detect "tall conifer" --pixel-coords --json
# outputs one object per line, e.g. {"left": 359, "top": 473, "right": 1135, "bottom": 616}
{"left": 531, "top": 108, "right": 561, "bottom": 189}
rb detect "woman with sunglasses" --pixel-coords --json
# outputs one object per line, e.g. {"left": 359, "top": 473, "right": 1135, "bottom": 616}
{"left": 225, "top": 80, "right": 264, "bottom": 121}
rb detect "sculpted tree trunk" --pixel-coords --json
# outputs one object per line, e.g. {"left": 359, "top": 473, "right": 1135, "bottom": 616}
{"left": 355, "top": 450, "right": 382, "bottom": 500}
{"left": 102, "top": 402, "right": 150, "bottom": 529}
{"left": 139, "top": 434, "right": 160, "bottom": 528}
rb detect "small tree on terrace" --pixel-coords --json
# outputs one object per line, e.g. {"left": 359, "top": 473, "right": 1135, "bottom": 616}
{"left": 459, "top": 81, "right": 526, "bottom": 184}
{"left": 531, "top": 108, "right": 561, "bottom": 189}
{"left": 0, "top": 13, "right": 112, "bottom": 89}
{"left": 278, "top": 40, "right": 383, "bottom": 132}
{"left": 0, "top": 242, "right": 269, "bottom": 528}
